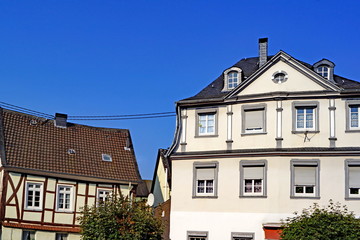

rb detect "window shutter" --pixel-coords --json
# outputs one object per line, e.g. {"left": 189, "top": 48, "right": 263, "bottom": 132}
{"left": 197, "top": 167, "right": 215, "bottom": 180}
{"left": 245, "top": 109, "right": 263, "bottom": 130}
{"left": 349, "top": 166, "right": 360, "bottom": 188}
{"left": 294, "top": 166, "right": 316, "bottom": 185}
{"left": 244, "top": 166, "right": 263, "bottom": 179}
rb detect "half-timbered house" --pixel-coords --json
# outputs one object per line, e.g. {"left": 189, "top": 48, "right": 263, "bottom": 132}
{"left": 0, "top": 108, "right": 143, "bottom": 239}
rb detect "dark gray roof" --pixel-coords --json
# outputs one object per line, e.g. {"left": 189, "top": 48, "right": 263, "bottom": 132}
{"left": 181, "top": 55, "right": 360, "bottom": 101}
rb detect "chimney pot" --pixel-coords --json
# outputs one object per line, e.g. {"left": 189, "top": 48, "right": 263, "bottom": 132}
{"left": 55, "top": 113, "right": 68, "bottom": 128}
{"left": 259, "top": 38, "right": 268, "bottom": 67}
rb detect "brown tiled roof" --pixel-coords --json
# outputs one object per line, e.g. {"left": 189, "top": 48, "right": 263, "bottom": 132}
{"left": 0, "top": 108, "right": 142, "bottom": 183}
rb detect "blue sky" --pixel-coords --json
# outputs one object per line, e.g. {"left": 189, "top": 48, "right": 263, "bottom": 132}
{"left": 0, "top": 0, "right": 360, "bottom": 180}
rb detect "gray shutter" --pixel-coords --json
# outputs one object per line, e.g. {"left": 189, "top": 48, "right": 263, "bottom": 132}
{"left": 245, "top": 109, "right": 263, "bottom": 130}
{"left": 244, "top": 167, "right": 263, "bottom": 179}
{"left": 349, "top": 166, "right": 360, "bottom": 188}
{"left": 294, "top": 166, "right": 316, "bottom": 185}
{"left": 197, "top": 167, "right": 215, "bottom": 180}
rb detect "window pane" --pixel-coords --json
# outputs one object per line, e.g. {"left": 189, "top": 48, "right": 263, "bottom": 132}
{"left": 295, "top": 186, "right": 304, "bottom": 193}
{"left": 254, "top": 180, "right": 262, "bottom": 193}
{"left": 245, "top": 180, "right": 252, "bottom": 193}
{"left": 305, "top": 186, "right": 314, "bottom": 193}
{"left": 350, "top": 188, "right": 359, "bottom": 195}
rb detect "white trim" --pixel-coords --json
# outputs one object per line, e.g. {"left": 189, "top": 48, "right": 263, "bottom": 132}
{"left": 102, "top": 154, "right": 112, "bottom": 162}
{"left": 25, "top": 182, "right": 43, "bottom": 211}
{"left": 56, "top": 184, "right": 75, "bottom": 212}
{"left": 97, "top": 188, "right": 112, "bottom": 203}
{"left": 222, "top": 67, "right": 242, "bottom": 92}
{"left": 227, "top": 105, "right": 233, "bottom": 141}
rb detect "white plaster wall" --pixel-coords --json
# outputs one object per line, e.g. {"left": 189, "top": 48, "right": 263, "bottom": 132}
{"left": 153, "top": 156, "right": 170, "bottom": 207}
{"left": 1, "top": 226, "right": 22, "bottom": 239}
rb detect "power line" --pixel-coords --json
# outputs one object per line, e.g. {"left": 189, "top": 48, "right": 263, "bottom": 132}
{"left": 0, "top": 101, "right": 175, "bottom": 121}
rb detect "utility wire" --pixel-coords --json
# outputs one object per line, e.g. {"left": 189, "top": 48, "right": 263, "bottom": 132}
{"left": 0, "top": 101, "right": 175, "bottom": 121}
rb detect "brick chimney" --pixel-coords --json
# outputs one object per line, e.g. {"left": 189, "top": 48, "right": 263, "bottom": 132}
{"left": 55, "top": 113, "right": 68, "bottom": 128}
{"left": 259, "top": 38, "right": 268, "bottom": 67}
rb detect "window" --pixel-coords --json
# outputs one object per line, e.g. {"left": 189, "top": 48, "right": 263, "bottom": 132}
{"left": 232, "top": 232, "right": 254, "bottom": 240}
{"left": 272, "top": 71, "right": 288, "bottom": 84}
{"left": 56, "top": 185, "right": 74, "bottom": 211}
{"left": 292, "top": 101, "right": 319, "bottom": 133}
{"left": 187, "top": 231, "right": 208, "bottom": 240}
{"left": 195, "top": 109, "right": 218, "bottom": 137}
{"left": 346, "top": 101, "right": 360, "bottom": 132}
{"left": 291, "top": 160, "right": 320, "bottom": 198}
{"left": 25, "top": 182, "right": 43, "bottom": 210}
{"left": 222, "top": 67, "right": 242, "bottom": 92}
{"left": 316, "top": 65, "right": 329, "bottom": 79}
{"left": 97, "top": 189, "right": 112, "bottom": 203}
{"left": 56, "top": 233, "right": 68, "bottom": 240}
{"left": 240, "top": 160, "right": 267, "bottom": 197}
{"left": 102, "top": 154, "right": 112, "bottom": 162}
{"left": 228, "top": 71, "right": 239, "bottom": 89}
{"left": 242, "top": 104, "right": 266, "bottom": 134}
{"left": 345, "top": 160, "right": 360, "bottom": 199}
{"left": 193, "top": 162, "right": 218, "bottom": 198}
{"left": 22, "top": 231, "right": 35, "bottom": 240}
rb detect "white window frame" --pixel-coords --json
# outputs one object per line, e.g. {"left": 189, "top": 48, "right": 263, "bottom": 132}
{"left": 240, "top": 160, "right": 267, "bottom": 197}
{"left": 193, "top": 162, "right": 218, "bottom": 198}
{"left": 316, "top": 65, "right": 329, "bottom": 79}
{"left": 232, "top": 232, "right": 254, "bottom": 240}
{"left": 56, "top": 185, "right": 74, "bottom": 212}
{"left": 187, "top": 231, "right": 208, "bottom": 240}
{"left": 292, "top": 101, "right": 319, "bottom": 133}
{"left": 198, "top": 113, "right": 215, "bottom": 135}
{"left": 272, "top": 70, "right": 288, "bottom": 84}
{"left": 25, "top": 182, "right": 43, "bottom": 210}
{"left": 97, "top": 188, "right": 112, "bottom": 203}
{"left": 102, "top": 154, "right": 112, "bottom": 162}
{"left": 296, "top": 107, "right": 315, "bottom": 131}
{"left": 222, "top": 67, "right": 242, "bottom": 92}
{"left": 228, "top": 71, "right": 239, "bottom": 89}
{"left": 346, "top": 100, "right": 360, "bottom": 132}
{"left": 290, "top": 159, "right": 320, "bottom": 199}
{"left": 345, "top": 159, "right": 360, "bottom": 199}
{"left": 195, "top": 108, "right": 218, "bottom": 137}
{"left": 241, "top": 104, "right": 266, "bottom": 135}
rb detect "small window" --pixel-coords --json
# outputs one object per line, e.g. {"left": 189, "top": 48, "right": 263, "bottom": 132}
{"left": 56, "top": 233, "right": 68, "bottom": 240}
{"left": 292, "top": 101, "right": 319, "bottom": 133}
{"left": 228, "top": 71, "right": 239, "bottom": 89}
{"left": 242, "top": 104, "right": 266, "bottom": 134}
{"left": 187, "top": 231, "right": 208, "bottom": 240}
{"left": 240, "top": 160, "right": 267, "bottom": 197}
{"left": 193, "top": 162, "right": 218, "bottom": 198}
{"left": 291, "top": 160, "right": 320, "bottom": 198}
{"left": 316, "top": 65, "right": 329, "bottom": 79}
{"left": 102, "top": 154, "right": 112, "bottom": 162}
{"left": 56, "top": 185, "right": 74, "bottom": 211}
{"left": 232, "top": 232, "right": 254, "bottom": 240}
{"left": 195, "top": 109, "right": 218, "bottom": 137}
{"left": 97, "top": 189, "right": 112, "bottom": 203}
{"left": 272, "top": 71, "right": 288, "bottom": 84}
{"left": 22, "top": 231, "right": 35, "bottom": 240}
{"left": 345, "top": 160, "right": 360, "bottom": 199}
{"left": 26, "top": 182, "right": 43, "bottom": 210}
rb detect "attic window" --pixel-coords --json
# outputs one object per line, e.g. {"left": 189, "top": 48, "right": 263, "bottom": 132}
{"left": 222, "top": 67, "right": 242, "bottom": 92}
{"left": 316, "top": 65, "right": 329, "bottom": 79}
{"left": 102, "top": 154, "right": 112, "bottom": 162}
{"left": 272, "top": 71, "right": 288, "bottom": 84}
{"left": 67, "top": 149, "right": 76, "bottom": 155}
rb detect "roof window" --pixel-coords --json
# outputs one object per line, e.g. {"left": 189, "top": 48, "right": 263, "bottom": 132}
{"left": 67, "top": 149, "right": 76, "bottom": 155}
{"left": 222, "top": 67, "right": 242, "bottom": 92}
{"left": 102, "top": 154, "right": 112, "bottom": 162}
{"left": 313, "top": 59, "right": 335, "bottom": 82}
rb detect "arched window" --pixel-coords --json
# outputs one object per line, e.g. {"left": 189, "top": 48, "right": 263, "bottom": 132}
{"left": 222, "top": 67, "right": 242, "bottom": 92}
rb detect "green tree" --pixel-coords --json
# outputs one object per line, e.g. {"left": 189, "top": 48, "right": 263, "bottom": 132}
{"left": 78, "top": 196, "right": 163, "bottom": 240}
{"left": 281, "top": 200, "right": 360, "bottom": 240}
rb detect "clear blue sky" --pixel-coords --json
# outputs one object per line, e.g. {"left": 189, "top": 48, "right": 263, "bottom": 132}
{"left": 1, "top": 0, "right": 360, "bottom": 180}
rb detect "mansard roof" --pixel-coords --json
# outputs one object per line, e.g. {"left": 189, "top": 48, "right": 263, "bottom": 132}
{"left": 0, "top": 108, "right": 142, "bottom": 184}
{"left": 182, "top": 54, "right": 360, "bottom": 102}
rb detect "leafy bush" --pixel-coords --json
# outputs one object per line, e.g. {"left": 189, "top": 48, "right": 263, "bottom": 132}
{"left": 78, "top": 196, "right": 163, "bottom": 240}
{"left": 281, "top": 200, "right": 360, "bottom": 240}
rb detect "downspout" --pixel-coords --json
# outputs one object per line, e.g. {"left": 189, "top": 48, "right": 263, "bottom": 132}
{"left": 165, "top": 103, "right": 182, "bottom": 158}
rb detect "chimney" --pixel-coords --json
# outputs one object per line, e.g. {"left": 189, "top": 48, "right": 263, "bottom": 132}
{"left": 259, "top": 38, "right": 268, "bottom": 67}
{"left": 55, "top": 113, "right": 68, "bottom": 128}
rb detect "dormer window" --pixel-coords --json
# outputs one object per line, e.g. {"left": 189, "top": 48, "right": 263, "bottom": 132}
{"left": 228, "top": 71, "right": 239, "bottom": 89}
{"left": 316, "top": 65, "right": 329, "bottom": 79}
{"left": 222, "top": 67, "right": 242, "bottom": 92}
{"left": 313, "top": 59, "right": 335, "bottom": 82}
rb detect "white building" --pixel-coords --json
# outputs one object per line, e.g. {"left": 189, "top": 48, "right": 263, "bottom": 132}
{"left": 167, "top": 38, "right": 360, "bottom": 240}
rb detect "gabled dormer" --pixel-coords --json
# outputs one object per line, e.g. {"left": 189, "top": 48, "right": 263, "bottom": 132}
{"left": 313, "top": 59, "right": 335, "bottom": 82}
{"left": 221, "top": 66, "right": 243, "bottom": 92}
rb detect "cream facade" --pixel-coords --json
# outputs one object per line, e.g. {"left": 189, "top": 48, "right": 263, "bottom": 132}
{"left": 167, "top": 39, "right": 360, "bottom": 240}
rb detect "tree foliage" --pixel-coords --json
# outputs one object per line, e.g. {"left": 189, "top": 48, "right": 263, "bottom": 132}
{"left": 281, "top": 200, "right": 360, "bottom": 240}
{"left": 78, "top": 196, "right": 163, "bottom": 240}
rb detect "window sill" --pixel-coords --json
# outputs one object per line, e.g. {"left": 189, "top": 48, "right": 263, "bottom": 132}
{"left": 345, "top": 197, "right": 360, "bottom": 200}
{"left": 345, "top": 130, "right": 360, "bottom": 133}
{"left": 192, "top": 196, "right": 218, "bottom": 199}
{"left": 195, "top": 134, "right": 219, "bottom": 138}
{"left": 290, "top": 196, "right": 320, "bottom": 199}
{"left": 241, "top": 132, "right": 267, "bottom": 136}
{"left": 24, "top": 208, "right": 42, "bottom": 211}
{"left": 239, "top": 195, "right": 267, "bottom": 198}
{"left": 292, "top": 130, "right": 319, "bottom": 134}
{"left": 55, "top": 210, "right": 74, "bottom": 213}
